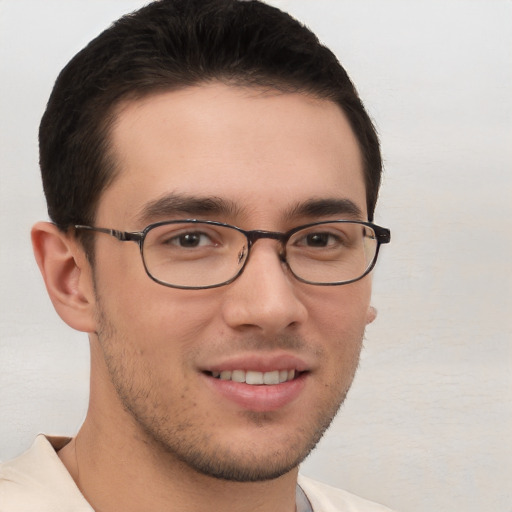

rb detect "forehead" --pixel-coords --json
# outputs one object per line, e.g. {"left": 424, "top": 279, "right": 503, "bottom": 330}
{"left": 98, "top": 83, "right": 366, "bottom": 228}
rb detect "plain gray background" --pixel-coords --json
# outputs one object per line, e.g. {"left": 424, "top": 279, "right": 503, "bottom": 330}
{"left": 1, "top": 1, "right": 511, "bottom": 511}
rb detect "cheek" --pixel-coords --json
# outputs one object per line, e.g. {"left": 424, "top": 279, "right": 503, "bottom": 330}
{"left": 151, "top": 288, "right": 227, "bottom": 336}
{"left": 98, "top": 276, "right": 222, "bottom": 354}
{"left": 303, "top": 282, "right": 370, "bottom": 384}
{"left": 304, "top": 280, "right": 372, "bottom": 336}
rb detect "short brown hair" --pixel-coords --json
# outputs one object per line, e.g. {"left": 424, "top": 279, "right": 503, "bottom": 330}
{"left": 39, "top": 0, "right": 382, "bottom": 237}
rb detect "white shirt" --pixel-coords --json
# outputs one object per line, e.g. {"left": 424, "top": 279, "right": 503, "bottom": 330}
{"left": 0, "top": 435, "right": 395, "bottom": 512}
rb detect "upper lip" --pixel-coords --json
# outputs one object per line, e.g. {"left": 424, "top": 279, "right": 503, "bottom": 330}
{"left": 200, "top": 352, "right": 312, "bottom": 374}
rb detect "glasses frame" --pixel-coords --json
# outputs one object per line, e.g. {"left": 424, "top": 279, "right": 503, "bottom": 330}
{"left": 75, "top": 219, "right": 390, "bottom": 289}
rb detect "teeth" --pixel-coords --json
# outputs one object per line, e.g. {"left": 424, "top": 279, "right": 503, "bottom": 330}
{"left": 246, "top": 371, "right": 263, "bottom": 385}
{"left": 212, "top": 369, "right": 297, "bottom": 385}
{"left": 263, "top": 370, "right": 279, "bottom": 385}
{"left": 232, "top": 370, "right": 246, "bottom": 383}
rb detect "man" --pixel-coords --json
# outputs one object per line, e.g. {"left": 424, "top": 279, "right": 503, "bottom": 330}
{"left": 0, "top": 0, "right": 392, "bottom": 510}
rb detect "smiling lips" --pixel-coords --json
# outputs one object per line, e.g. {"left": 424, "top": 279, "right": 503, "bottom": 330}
{"left": 201, "top": 352, "right": 310, "bottom": 411}
{"left": 204, "top": 366, "right": 307, "bottom": 412}
{"left": 210, "top": 369, "right": 297, "bottom": 385}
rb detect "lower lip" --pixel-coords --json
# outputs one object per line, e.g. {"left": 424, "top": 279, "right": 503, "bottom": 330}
{"left": 203, "top": 372, "right": 308, "bottom": 412}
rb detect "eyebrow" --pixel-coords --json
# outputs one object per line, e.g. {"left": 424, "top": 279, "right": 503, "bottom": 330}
{"left": 135, "top": 193, "right": 364, "bottom": 226}
{"left": 284, "top": 198, "right": 364, "bottom": 220}
{"left": 135, "top": 193, "right": 241, "bottom": 224}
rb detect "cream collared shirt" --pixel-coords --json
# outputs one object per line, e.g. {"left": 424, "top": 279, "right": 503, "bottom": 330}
{"left": 0, "top": 435, "right": 394, "bottom": 512}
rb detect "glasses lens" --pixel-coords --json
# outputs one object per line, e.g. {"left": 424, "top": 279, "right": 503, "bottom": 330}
{"left": 142, "top": 222, "right": 248, "bottom": 288}
{"left": 286, "top": 222, "right": 378, "bottom": 284}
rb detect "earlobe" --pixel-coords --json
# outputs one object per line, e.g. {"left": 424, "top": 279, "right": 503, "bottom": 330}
{"left": 366, "top": 305, "right": 377, "bottom": 325}
{"left": 31, "top": 222, "right": 96, "bottom": 333}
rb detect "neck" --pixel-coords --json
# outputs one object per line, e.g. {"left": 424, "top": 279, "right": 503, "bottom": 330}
{"left": 59, "top": 340, "right": 302, "bottom": 512}
{"left": 59, "top": 421, "right": 299, "bottom": 512}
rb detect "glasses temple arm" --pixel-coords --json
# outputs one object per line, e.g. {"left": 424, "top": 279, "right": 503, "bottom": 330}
{"left": 74, "top": 225, "right": 143, "bottom": 243}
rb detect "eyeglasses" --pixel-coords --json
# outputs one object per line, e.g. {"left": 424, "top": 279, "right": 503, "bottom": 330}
{"left": 75, "top": 219, "right": 390, "bottom": 289}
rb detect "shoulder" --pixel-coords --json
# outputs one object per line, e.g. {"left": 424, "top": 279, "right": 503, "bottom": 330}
{"left": 298, "top": 475, "right": 396, "bottom": 512}
{"left": 0, "top": 435, "right": 92, "bottom": 512}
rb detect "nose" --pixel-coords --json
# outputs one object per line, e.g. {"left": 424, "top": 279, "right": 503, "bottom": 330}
{"left": 221, "top": 240, "right": 308, "bottom": 335}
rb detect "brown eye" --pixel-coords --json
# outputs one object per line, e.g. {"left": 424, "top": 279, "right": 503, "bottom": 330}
{"left": 162, "top": 231, "right": 217, "bottom": 249}
{"left": 304, "top": 233, "right": 331, "bottom": 247}
{"left": 175, "top": 233, "right": 205, "bottom": 247}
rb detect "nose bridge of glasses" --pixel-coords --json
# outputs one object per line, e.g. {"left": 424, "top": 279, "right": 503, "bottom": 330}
{"left": 245, "top": 229, "right": 288, "bottom": 257}
{"left": 245, "top": 229, "right": 287, "bottom": 246}
{"left": 242, "top": 230, "right": 288, "bottom": 266}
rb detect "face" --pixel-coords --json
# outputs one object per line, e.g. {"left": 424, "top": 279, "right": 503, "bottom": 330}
{"left": 88, "top": 83, "right": 374, "bottom": 481}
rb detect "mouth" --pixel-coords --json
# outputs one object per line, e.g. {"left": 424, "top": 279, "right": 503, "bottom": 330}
{"left": 200, "top": 353, "right": 310, "bottom": 411}
{"left": 205, "top": 369, "right": 300, "bottom": 385}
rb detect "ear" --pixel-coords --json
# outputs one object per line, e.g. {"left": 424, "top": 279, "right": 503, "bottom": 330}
{"left": 366, "top": 305, "right": 377, "bottom": 325}
{"left": 31, "top": 222, "right": 96, "bottom": 333}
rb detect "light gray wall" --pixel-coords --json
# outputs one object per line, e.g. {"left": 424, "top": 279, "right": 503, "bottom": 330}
{"left": 1, "top": 1, "right": 511, "bottom": 511}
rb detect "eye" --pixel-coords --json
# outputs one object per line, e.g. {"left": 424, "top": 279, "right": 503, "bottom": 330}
{"left": 302, "top": 232, "right": 337, "bottom": 247}
{"left": 167, "top": 231, "right": 216, "bottom": 248}
{"left": 295, "top": 231, "right": 343, "bottom": 248}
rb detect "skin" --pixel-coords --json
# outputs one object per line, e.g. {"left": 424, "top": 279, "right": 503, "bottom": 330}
{"left": 32, "top": 83, "right": 376, "bottom": 512}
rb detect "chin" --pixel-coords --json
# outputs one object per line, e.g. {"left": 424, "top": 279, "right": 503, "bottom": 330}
{"left": 151, "top": 410, "right": 335, "bottom": 483}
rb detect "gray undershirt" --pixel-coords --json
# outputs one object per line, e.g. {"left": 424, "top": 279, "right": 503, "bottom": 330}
{"left": 296, "top": 484, "right": 314, "bottom": 512}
